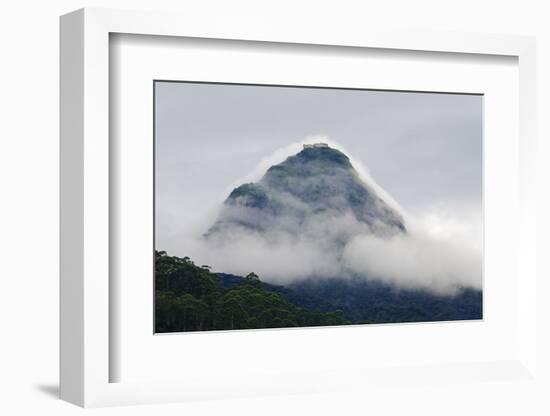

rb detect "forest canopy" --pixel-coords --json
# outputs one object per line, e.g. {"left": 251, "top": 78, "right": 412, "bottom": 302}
{"left": 155, "top": 251, "right": 349, "bottom": 332}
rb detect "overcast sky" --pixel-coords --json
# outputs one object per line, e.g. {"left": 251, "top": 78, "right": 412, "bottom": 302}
{"left": 155, "top": 81, "right": 482, "bottom": 252}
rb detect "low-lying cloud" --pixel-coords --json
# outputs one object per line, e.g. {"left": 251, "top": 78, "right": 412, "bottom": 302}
{"left": 342, "top": 230, "right": 482, "bottom": 294}
{"left": 180, "top": 211, "right": 481, "bottom": 295}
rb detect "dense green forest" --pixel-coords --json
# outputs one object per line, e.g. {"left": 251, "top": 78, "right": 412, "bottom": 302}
{"left": 155, "top": 251, "right": 349, "bottom": 332}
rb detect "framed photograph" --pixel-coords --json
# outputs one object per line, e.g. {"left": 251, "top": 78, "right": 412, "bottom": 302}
{"left": 60, "top": 8, "right": 537, "bottom": 407}
{"left": 153, "top": 81, "right": 483, "bottom": 334}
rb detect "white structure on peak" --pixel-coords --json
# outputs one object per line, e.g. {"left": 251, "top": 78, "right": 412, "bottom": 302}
{"left": 303, "top": 142, "right": 329, "bottom": 149}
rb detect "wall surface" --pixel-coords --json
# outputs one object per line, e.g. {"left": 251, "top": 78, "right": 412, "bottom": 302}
{"left": 1, "top": 0, "right": 549, "bottom": 415}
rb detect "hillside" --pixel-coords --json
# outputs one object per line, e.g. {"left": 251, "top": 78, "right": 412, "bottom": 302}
{"left": 155, "top": 251, "right": 349, "bottom": 333}
{"left": 219, "top": 273, "right": 482, "bottom": 324}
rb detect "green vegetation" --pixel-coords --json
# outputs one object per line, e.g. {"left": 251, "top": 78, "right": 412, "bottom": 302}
{"left": 155, "top": 251, "right": 350, "bottom": 333}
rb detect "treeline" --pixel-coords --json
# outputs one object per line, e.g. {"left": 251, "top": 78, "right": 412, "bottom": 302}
{"left": 155, "top": 251, "right": 349, "bottom": 333}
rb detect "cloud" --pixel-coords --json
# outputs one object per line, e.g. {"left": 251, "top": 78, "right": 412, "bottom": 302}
{"left": 342, "top": 229, "right": 482, "bottom": 295}
{"left": 174, "top": 208, "right": 481, "bottom": 295}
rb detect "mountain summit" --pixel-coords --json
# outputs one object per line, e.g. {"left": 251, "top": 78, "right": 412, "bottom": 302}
{"left": 206, "top": 144, "right": 406, "bottom": 240}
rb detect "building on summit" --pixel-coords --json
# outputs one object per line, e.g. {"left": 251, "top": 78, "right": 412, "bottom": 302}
{"left": 303, "top": 143, "right": 329, "bottom": 149}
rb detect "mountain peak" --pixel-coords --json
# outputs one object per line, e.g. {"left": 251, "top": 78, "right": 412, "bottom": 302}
{"left": 265, "top": 145, "right": 352, "bottom": 181}
{"left": 206, "top": 144, "right": 406, "bottom": 239}
{"left": 298, "top": 144, "right": 351, "bottom": 165}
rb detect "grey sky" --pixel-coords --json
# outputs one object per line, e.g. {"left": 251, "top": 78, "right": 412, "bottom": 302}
{"left": 155, "top": 81, "right": 482, "bottom": 251}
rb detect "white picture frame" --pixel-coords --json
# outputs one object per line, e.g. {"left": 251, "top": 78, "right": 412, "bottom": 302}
{"left": 60, "top": 7, "right": 537, "bottom": 407}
